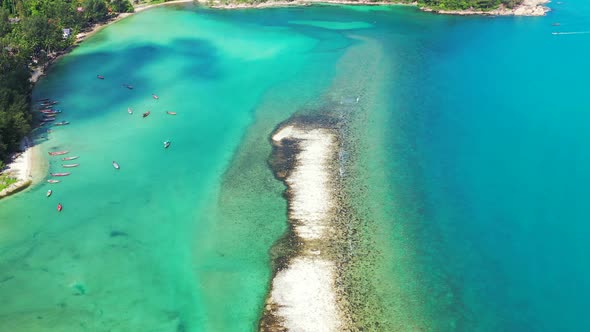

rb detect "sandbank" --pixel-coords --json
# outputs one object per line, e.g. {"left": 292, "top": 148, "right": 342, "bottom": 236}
{"left": 260, "top": 124, "right": 347, "bottom": 331}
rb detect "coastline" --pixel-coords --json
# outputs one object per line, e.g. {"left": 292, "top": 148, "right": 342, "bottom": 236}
{"left": 206, "top": 0, "right": 550, "bottom": 16}
{"left": 0, "top": 138, "right": 40, "bottom": 199}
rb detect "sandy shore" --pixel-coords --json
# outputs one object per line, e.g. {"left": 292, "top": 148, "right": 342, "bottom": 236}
{"left": 0, "top": 138, "right": 39, "bottom": 199}
{"left": 261, "top": 124, "right": 346, "bottom": 331}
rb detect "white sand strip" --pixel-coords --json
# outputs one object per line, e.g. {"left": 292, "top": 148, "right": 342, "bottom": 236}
{"left": 262, "top": 124, "right": 343, "bottom": 331}
{"left": 0, "top": 138, "right": 36, "bottom": 198}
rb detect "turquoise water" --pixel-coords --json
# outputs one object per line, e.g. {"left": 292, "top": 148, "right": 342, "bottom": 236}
{"left": 1, "top": 2, "right": 590, "bottom": 331}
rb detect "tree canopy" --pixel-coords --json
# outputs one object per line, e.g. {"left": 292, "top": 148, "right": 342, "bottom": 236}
{"left": 0, "top": 0, "right": 133, "bottom": 165}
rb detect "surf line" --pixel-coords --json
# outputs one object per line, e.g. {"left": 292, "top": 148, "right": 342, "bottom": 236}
{"left": 260, "top": 116, "right": 351, "bottom": 332}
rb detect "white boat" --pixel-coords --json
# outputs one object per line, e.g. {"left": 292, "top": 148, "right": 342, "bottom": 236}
{"left": 128, "top": 107, "right": 133, "bottom": 114}
{"left": 47, "top": 189, "right": 52, "bottom": 197}
{"left": 164, "top": 140, "right": 171, "bottom": 149}
{"left": 112, "top": 161, "right": 120, "bottom": 170}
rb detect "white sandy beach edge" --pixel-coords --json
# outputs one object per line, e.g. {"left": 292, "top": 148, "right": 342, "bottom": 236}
{"left": 0, "top": 138, "right": 40, "bottom": 199}
{"left": 262, "top": 125, "right": 344, "bottom": 331}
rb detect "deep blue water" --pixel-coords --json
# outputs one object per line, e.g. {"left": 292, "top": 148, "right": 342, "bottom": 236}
{"left": 383, "top": 1, "right": 590, "bottom": 330}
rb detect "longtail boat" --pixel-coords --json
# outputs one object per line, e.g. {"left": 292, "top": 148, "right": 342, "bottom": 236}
{"left": 62, "top": 156, "right": 79, "bottom": 161}
{"left": 143, "top": 111, "right": 150, "bottom": 118}
{"left": 54, "top": 121, "right": 70, "bottom": 126}
{"left": 47, "top": 179, "right": 60, "bottom": 184}
{"left": 97, "top": 75, "right": 104, "bottom": 79}
{"left": 49, "top": 151, "right": 69, "bottom": 156}
{"left": 51, "top": 172, "right": 71, "bottom": 177}
{"left": 47, "top": 189, "right": 52, "bottom": 197}
{"left": 166, "top": 111, "right": 177, "bottom": 115}
{"left": 62, "top": 164, "right": 79, "bottom": 168}
{"left": 152, "top": 94, "right": 159, "bottom": 100}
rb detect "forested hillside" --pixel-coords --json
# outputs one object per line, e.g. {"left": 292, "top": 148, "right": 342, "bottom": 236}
{"left": 0, "top": 0, "right": 133, "bottom": 166}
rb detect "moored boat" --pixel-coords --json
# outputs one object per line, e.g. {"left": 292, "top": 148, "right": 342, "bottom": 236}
{"left": 112, "top": 161, "right": 120, "bottom": 169}
{"left": 143, "top": 111, "right": 150, "bottom": 118}
{"left": 49, "top": 150, "right": 69, "bottom": 156}
{"left": 164, "top": 140, "right": 171, "bottom": 149}
{"left": 47, "top": 179, "right": 60, "bottom": 184}
{"left": 62, "top": 163, "right": 79, "bottom": 168}
{"left": 47, "top": 189, "right": 52, "bottom": 197}
{"left": 97, "top": 75, "right": 104, "bottom": 79}
{"left": 62, "top": 156, "right": 79, "bottom": 161}
{"left": 40, "top": 109, "right": 61, "bottom": 114}
{"left": 51, "top": 172, "right": 71, "bottom": 177}
{"left": 152, "top": 94, "right": 159, "bottom": 99}
{"left": 123, "top": 84, "right": 133, "bottom": 89}
{"left": 54, "top": 121, "right": 70, "bottom": 126}
{"left": 128, "top": 107, "right": 133, "bottom": 114}
{"left": 166, "top": 111, "right": 177, "bottom": 115}
{"left": 57, "top": 203, "right": 63, "bottom": 212}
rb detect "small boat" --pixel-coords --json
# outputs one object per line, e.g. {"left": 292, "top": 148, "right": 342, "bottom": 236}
{"left": 123, "top": 84, "right": 133, "bottom": 90}
{"left": 166, "top": 111, "right": 177, "bottom": 115}
{"left": 164, "top": 140, "right": 171, "bottom": 149}
{"left": 49, "top": 150, "right": 69, "bottom": 156}
{"left": 43, "top": 114, "right": 57, "bottom": 118}
{"left": 47, "top": 179, "right": 60, "bottom": 184}
{"left": 42, "top": 118, "right": 56, "bottom": 122}
{"left": 37, "top": 98, "right": 51, "bottom": 102}
{"left": 97, "top": 75, "right": 104, "bottom": 79}
{"left": 62, "top": 156, "right": 79, "bottom": 161}
{"left": 152, "top": 94, "right": 159, "bottom": 100}
{"left": 128, "top": 107, "right": 133, "bottom": 115}
{"left": 54, "top": 121, "right": 70, "bottom": 126}
{"left": 112, "top": 161, "right": 120, "bottom": 170}
{"left": 40, "top": 109, "right": 61, "bottom": 114}
{"left": 47, "top": 189, "right": 52, "bottom": 197}
{"left": 57, "top": 203, "right": 63, "bottom": 212}
{"left": 51, "top": 172, "right": 71, "bottom": 177}
{"left": 143, "top": 111, "right": 151, "bottom": 118}
{"left": 62, "top": 163, "right": 80, "bottom": 168}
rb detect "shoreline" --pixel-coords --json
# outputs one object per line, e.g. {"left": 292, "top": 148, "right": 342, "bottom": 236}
{"left": 206, "top": 0, "right": 550, "bottom": 16}
{"left": 0, "top": 138, "right": 39, "bottom": 199}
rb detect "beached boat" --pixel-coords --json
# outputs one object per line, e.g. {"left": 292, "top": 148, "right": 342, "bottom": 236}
{"left": 62, "top": 163, "right": 79, "bottom": 168}
{"left": 128, "top": 107, "right": 133, "bottom": 114}
{"left": 46, "top": 189, "right": 52, "bottom": 197}
{"left": 62, "top": 156, "right": 79, "bottom": 161}
{"left": 97, "top": 75, "right": 104, "bottom": 79}
{"left": 152, "top": 94, "right": 159, "bottom": 100}
{"left": 54, "top": 121, "right": 70, "bottom": 126}
{"left": 49, "top": 150, "right": 69, "bottom": 156}
{"left": 166, "top": 111, "right": 177, "bottom": 115}
{"left": 143, "top": 111, "right": 150, "bottom": 118}
{"left": 57, "top": 203, "right": 63, "bottom": 212}
{"left": 164, "top": 140, "right": 171, "bottom": 149}
{"left": 112, "top": 161, "right": 120, "bottom": 170}
{"left": 47, "top": 179, "right": 60, "bottom": 184}
{"left": 51, "top": 172, "right": 71, "bottom": 177}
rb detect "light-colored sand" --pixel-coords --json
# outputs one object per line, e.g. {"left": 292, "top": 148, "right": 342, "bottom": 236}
{"left": 0, "top": 138, "right": 37, "bottom": 198}
{"left": 262, "top": 124, "right": 344, "bottom": 331}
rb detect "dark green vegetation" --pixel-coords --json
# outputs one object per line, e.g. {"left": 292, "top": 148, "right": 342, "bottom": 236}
{"left": 0, "top": 0, "right": 133, "bottom": 166}
{"left": 417, "top": 0, "right": 521, "bottom": 10}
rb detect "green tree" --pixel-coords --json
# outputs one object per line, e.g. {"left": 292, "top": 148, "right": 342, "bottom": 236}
{"left": 110, "top": 0, "right": 133, "bottom": 13}
{"left": 83, "top": 0, "right": 109, "bottom": 24}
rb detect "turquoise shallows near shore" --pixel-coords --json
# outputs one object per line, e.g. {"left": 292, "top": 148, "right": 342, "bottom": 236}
{"left": 2, "top": 1, "right": 590, "bottom": 331}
